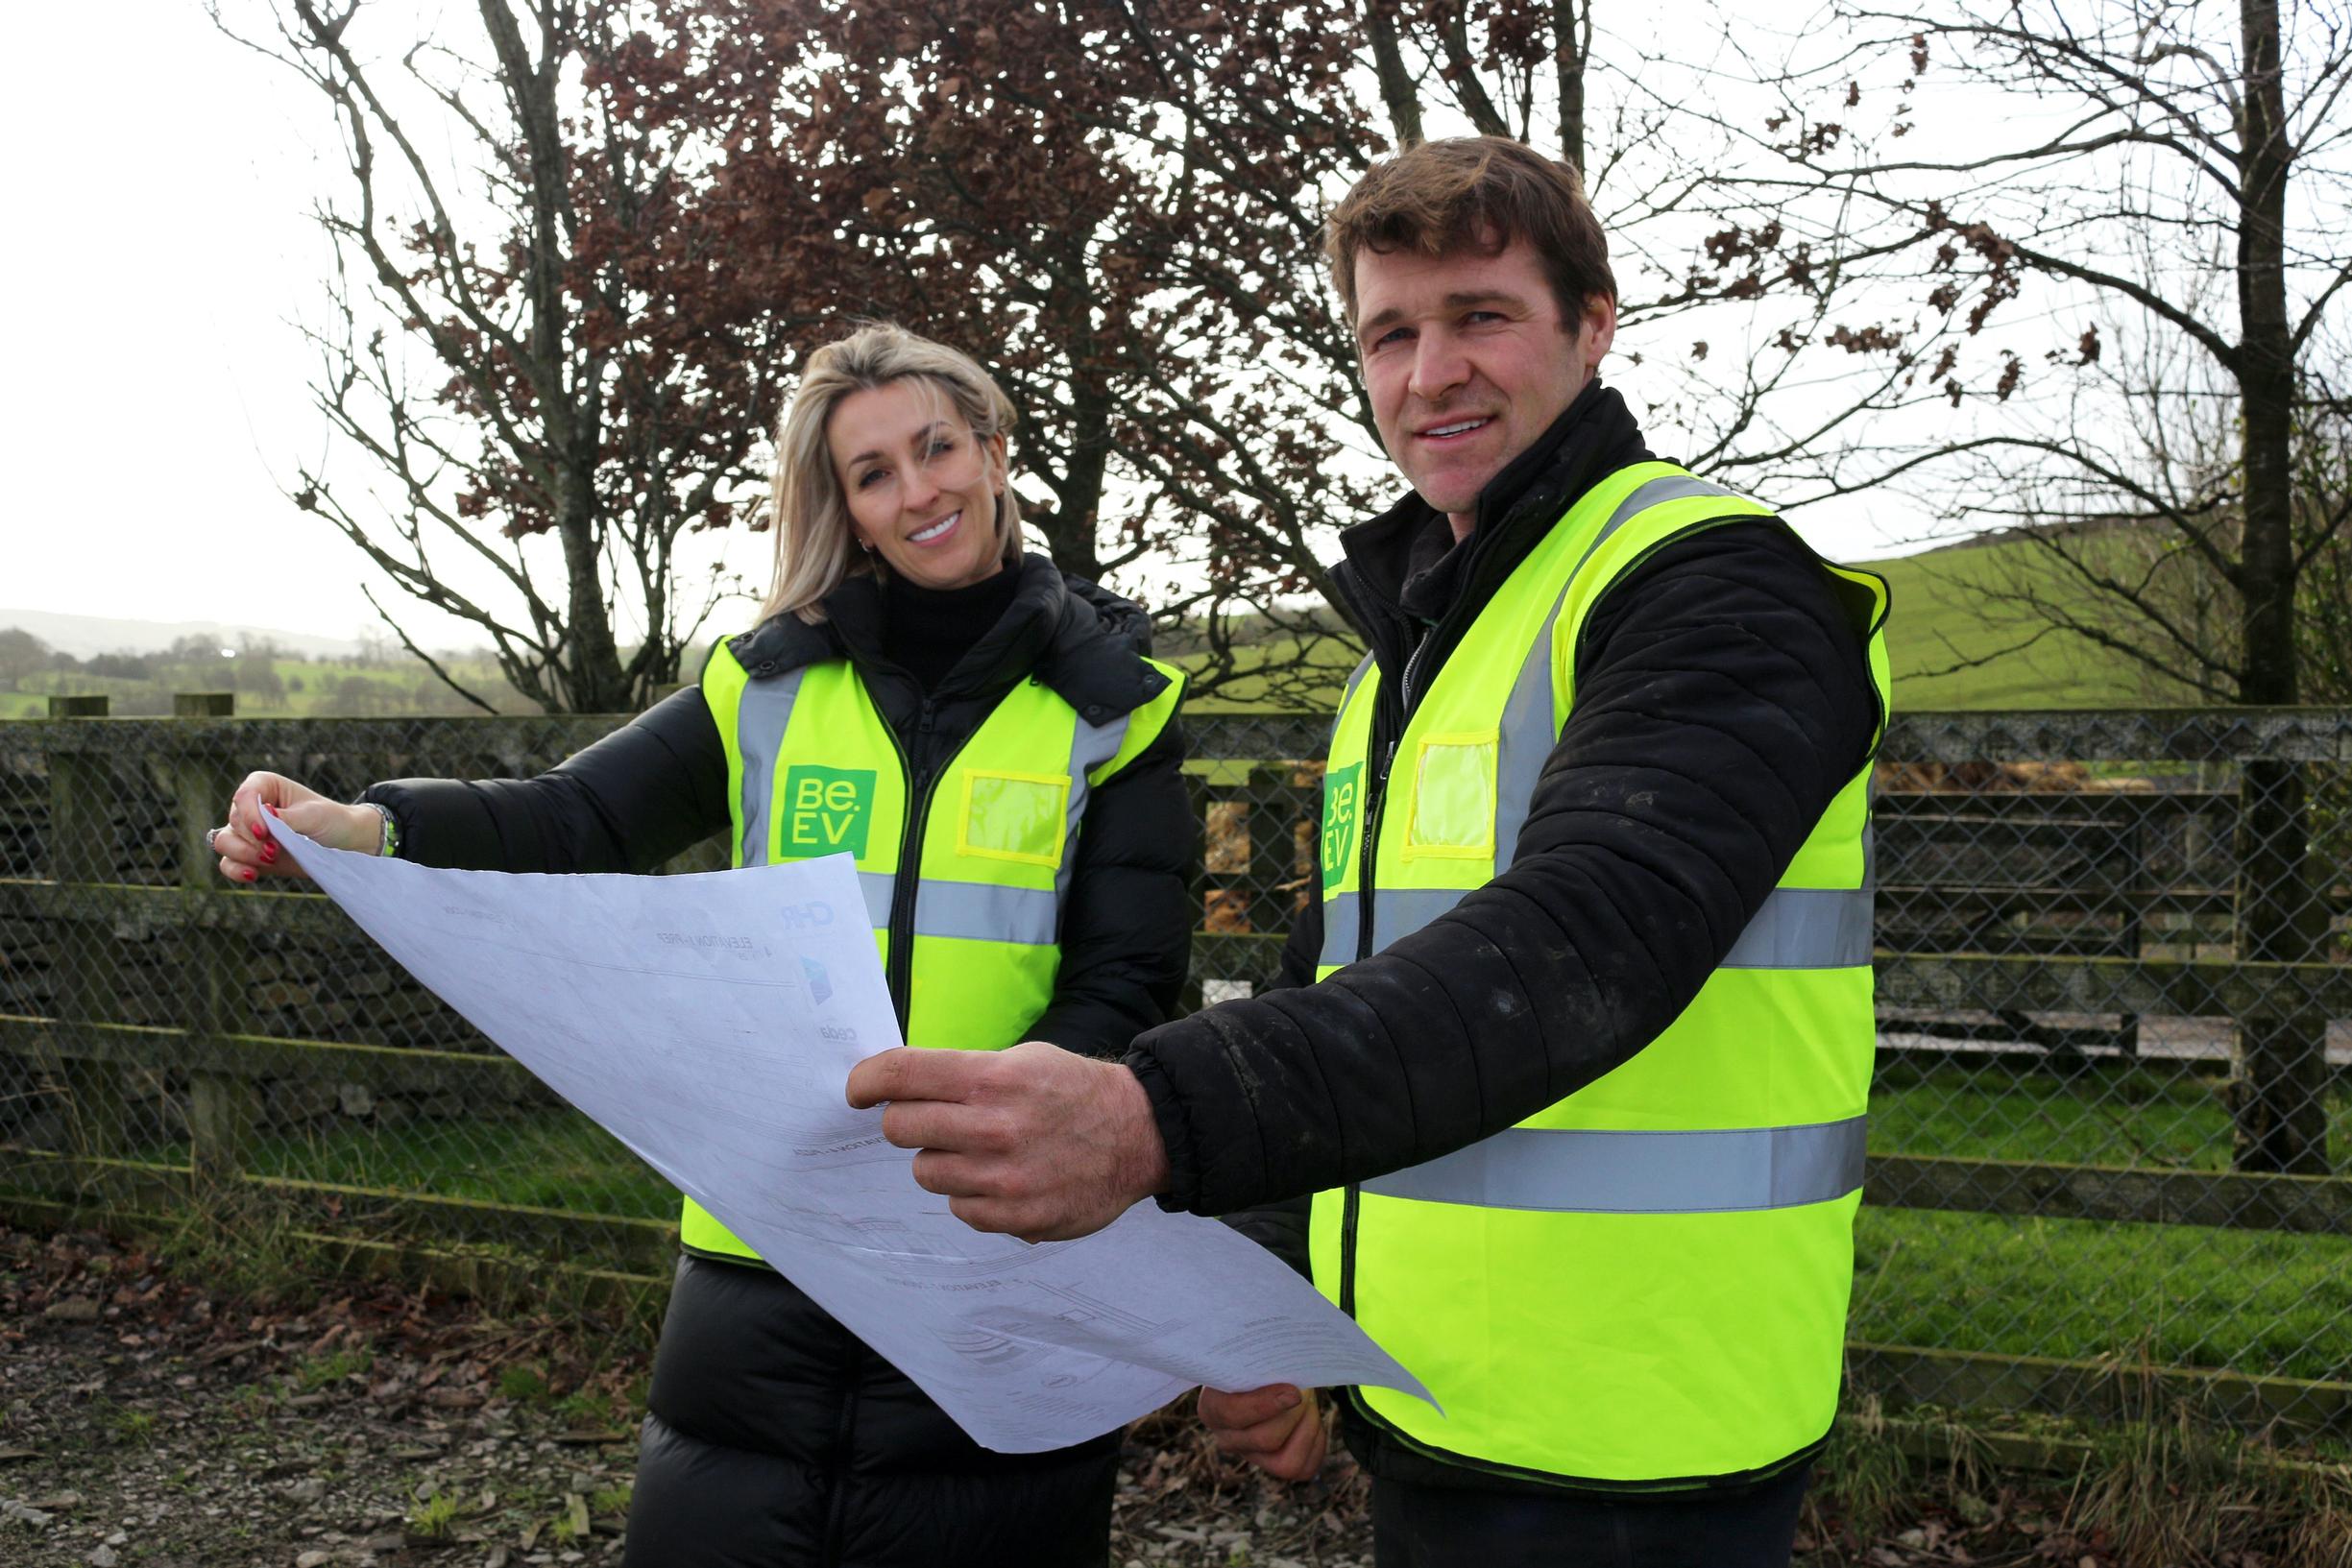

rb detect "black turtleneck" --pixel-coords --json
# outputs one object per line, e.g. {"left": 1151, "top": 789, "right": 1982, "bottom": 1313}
{"left": 883, "top": 565, "right": 1022, "bottom": 693}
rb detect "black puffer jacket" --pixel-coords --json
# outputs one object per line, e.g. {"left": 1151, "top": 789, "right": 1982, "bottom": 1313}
{"left": 1125, "top": 384, "right": 1882, "bottom": 1496}
{"left": 364, "top": 557, "right": 1194, "bottom": 1566}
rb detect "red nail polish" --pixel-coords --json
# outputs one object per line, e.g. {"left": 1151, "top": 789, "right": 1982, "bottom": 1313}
{"left": 261, "top": 843, "right": 278, "bottom": 863}
{"left": 243, "top": 867, "right": 258, "bottom": 881}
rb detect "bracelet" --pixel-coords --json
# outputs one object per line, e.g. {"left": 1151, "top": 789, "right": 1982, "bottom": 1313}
{"left": 359, "top": 802, "right": 400, "bottom": 858}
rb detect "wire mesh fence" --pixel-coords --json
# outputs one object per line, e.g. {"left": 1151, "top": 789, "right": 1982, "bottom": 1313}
{"left": 2, "top": 695, "right": 2346, "bottom": 1439}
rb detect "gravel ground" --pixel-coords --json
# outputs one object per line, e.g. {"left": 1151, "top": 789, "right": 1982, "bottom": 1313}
{"left": 0, "top": 1225, "right": 1378, "bottom": 1568}
{"left": 5, "top": 1223, "right": 2341, "bottom": 1567}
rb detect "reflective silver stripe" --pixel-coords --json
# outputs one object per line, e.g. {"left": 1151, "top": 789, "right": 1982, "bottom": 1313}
{"left": 1335, "top": 652, "right": 1376, "bottom": 717}
{"left": 1593, "top": 473, "right": 1739, "bottom": 553}
{"left": 858, "top": 871, "right": 895, "bottom": 929}
{"left": 1720, "top": 887, "right": 1873, "bottom": 970}
{"left": 1318, "top": 892, "right": 1360, "bottom": 971}
{"left": 1059, "top": 712, "right": 1132, "bottom": 905}
{"left": 1361, "top": 1116, "right": 1866, "bottom": 1213}
{"left": 1492, "top": 595, "right": 1567, "bottom": 868}
{"left": 912, "top": 879, "right": 1058, "bottom": 945}
{"left": 1370, "top": 886, "right": 1468, "bottom": 951}
{"left": 1497, "top": 473, "right": 1741, "bottom": 869}
{"left": 735, "top": 669, "right": 806, "bottom": 867}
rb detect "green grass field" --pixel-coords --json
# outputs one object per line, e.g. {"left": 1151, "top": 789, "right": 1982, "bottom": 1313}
{"left": 144, "top": 1112, "right": 671, "bottom": 1218}
{"left": 1859, "top": 534, "right": 2205, "bottom": 711}
{"left": 1857, "top": 1066, "right": 2352, "bottom": 1382}
{"left": 5, "top": 657, "right": 529, "bottom": 718}
{"left": 1869, "top": 1062, "right": 2352, "bottom": 1171}
{"left": 1854, "top": 1206, "right": 2350, "bottom": 1383}
{"left": 1173, "top": 531, "right": 2200, "bottom": 715}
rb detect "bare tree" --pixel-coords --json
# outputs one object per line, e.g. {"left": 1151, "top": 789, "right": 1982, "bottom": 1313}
{"left": 1758, "top": 0, "right": 2352, "bottom": 1171}
{"left": 2291, "top": 357, "right": 2352, "bottom": 704}
{"left": 1105, "top": 1, "right": 1970, "bottom": 693}
{"left": 215, "top": 0, "right": 786, "bottom": 712}
{"left": 224, "top": 0, "right": 1953, "bottom": 714}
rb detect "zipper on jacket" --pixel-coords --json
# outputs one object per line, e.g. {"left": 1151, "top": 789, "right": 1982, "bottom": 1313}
{"left": 819, "top": 691, "right": 968, "bottom": 1556}
{"left": 1336, "top": 564, "right": 1539, "bottom": 1321}
{"left": 881, "top": 698, "right": 947, "bottom": 1038}
{"left": 815, "top": 1363, "right": 864, "bottom": 1568}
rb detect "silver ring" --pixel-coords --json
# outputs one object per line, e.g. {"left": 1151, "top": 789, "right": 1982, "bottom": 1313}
{"left": 205, "top": 828, "right": 221, "bottom": 852}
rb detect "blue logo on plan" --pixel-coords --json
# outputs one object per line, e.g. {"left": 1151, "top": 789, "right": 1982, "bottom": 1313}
{"left": 801, "top": 955, "right": 832, "bottom": 1005}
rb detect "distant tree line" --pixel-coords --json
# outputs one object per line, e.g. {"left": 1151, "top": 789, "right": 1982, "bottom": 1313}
{"left": 0, "top": 628, "right": 528, "bottom": 716}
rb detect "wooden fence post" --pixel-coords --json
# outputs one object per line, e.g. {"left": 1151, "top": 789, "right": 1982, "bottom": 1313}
{"left": 44, "top": 693, "right": 128, "bottom": 1184}
{"left": 2231, "top": 757, "right": 2333, "bottom": 1173}
{"left": 167, "top": 692, "right": 258, "bottom": 1182}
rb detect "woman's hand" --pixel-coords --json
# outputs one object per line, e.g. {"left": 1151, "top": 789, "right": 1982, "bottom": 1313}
{"left": 210, "top": 771, "right": 382, "bottom": 883}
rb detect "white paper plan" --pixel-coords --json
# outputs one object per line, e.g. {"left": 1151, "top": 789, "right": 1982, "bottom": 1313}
{"left": 273, "top": 826, "right": 1431, "bottom": 1452}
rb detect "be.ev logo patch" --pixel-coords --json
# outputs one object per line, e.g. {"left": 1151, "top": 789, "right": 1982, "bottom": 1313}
{"left": 1320, "top": 761, "right": 1362, "bottom": 890}
{"left": 780, "top": 765, "right": 876, "bottom": 857}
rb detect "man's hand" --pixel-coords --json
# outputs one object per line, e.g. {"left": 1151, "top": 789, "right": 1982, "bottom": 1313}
{"left": 1199, "top": 1385, "right": 1327, "bottom": 1481}
{"left": 844, "top": 1041, "right": 1172, "bottom": 1242}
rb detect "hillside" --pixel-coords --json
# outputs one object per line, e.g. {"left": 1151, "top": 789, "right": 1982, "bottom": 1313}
{"left": 1858, "top": 533, "right": 2204, "bottom": 711}
{"left": 0, "top": 608, "right": 360, "bottom": 663}
{"left": 1177, "top": 530, "right": 2210, "bottom": 715}
{"left": 3, "top": 533, "right": 2208, "bottom": 719}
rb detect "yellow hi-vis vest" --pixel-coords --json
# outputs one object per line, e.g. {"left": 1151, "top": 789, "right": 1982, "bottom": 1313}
{"left": 1311, "top": 461, "right": 1892, "bottom": 1487}
{"left": 681, "top": 635, "right": 1185, "bottom": 1262}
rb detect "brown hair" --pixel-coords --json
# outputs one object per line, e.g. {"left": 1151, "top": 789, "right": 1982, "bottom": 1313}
{"left": 1325, "top": 135, "right": 1615, "bottom": 329}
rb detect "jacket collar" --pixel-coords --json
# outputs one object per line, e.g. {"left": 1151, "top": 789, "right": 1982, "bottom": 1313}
{"left": 724, "top": 554, "right": 1168, "bottom": 723}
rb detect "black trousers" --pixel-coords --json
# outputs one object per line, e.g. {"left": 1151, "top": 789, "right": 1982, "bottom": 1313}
{"left": 623, "top": 1255, "right": 1117, "bottom": 1568}
{"left": 1370, "top": 1461, "right": 1812, "bottom": 1568}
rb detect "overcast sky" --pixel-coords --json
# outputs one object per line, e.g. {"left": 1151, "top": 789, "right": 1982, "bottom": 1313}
{"left": 9, "top": 3, "right": 1967, "bottom": 653}
{"left": 7, "top": 4, "right": 411, "bottom": 643}
{"left": 4, "top": 3, "right": 759, "bottom": 651}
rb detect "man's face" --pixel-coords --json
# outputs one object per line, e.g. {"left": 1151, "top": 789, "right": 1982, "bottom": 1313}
{"left": 1353, "top": 237, "right": 1616, "bottom": 533}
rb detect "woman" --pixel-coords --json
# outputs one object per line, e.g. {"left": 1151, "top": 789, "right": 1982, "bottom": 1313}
{"left": 209, "top": 324, "right": 1194, "bottom": 1567}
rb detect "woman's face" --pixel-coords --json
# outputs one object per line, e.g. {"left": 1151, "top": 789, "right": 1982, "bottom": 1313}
{"left": 827, "top": 378, "right": 1009, "bottom": 592}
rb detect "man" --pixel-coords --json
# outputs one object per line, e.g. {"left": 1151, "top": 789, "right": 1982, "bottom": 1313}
{"left": 848, "top": 135, "right": 1889, "bottom": 1565}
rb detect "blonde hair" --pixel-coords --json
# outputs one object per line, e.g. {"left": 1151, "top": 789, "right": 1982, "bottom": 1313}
{"left": 758, "top": 323, "right": 1023, "bottom": 624}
